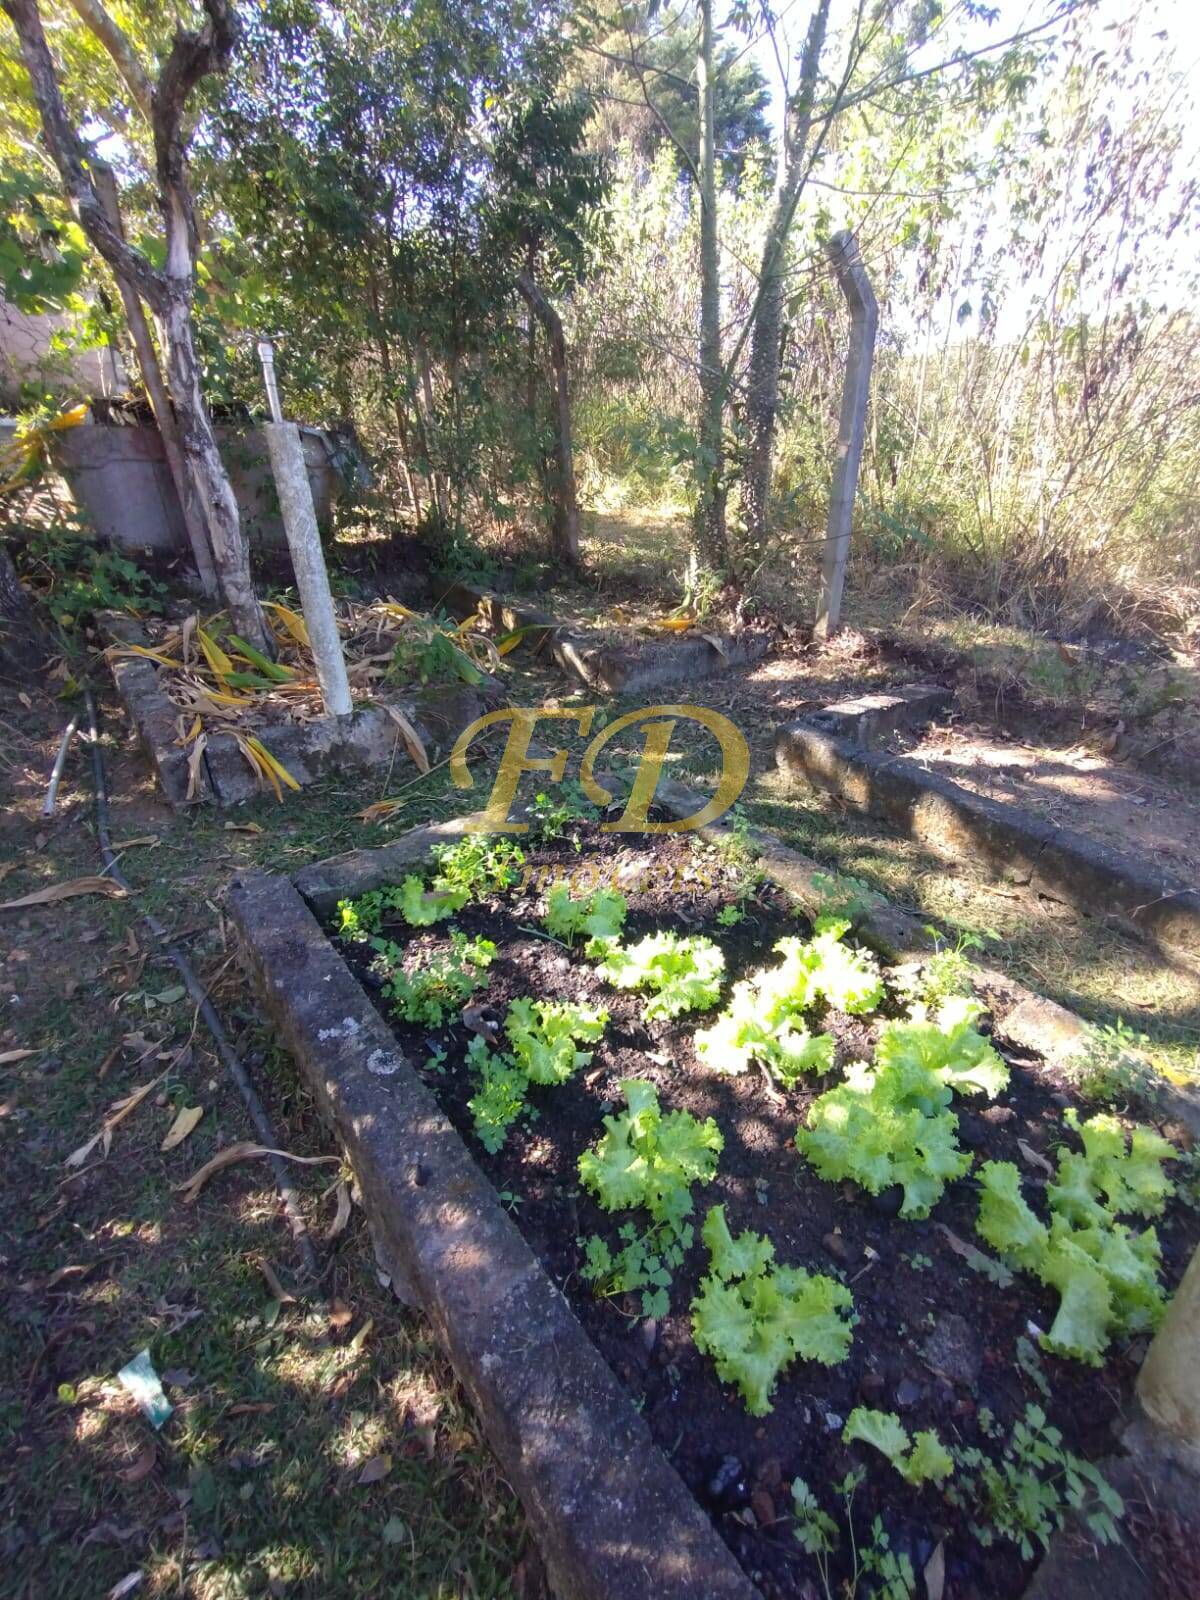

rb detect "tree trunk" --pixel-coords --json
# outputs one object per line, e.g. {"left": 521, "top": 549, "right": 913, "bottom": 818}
{"left": 93, "top": 163, "right": 217, "bottom": 596}
{"left": 516, "top": 272, "right": 581, "bottom": 567}
{"left": 1, "top": 0, "right": 271, "bottom": 655}
{"left": 693, "top": 0, "right": 726, "bottom": 573}
{"left": 741, "top": 0, "right": 830, "bottom": 561}
{"left": 163, "top": 292, "right": 267, "bottom": 647}
{"left": 814, "top": 231, "right": 877, "bottom": 639}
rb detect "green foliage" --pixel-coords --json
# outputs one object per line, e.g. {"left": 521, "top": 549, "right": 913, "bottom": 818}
{"left": 798, "top": 1056, "right": 973, "bottom": 1221}
{"left": 578, "top": 1079, "right": 720, "bottom": 1317}
{"left": 695, "top": 919, "right": 881, "bottom": 1081}
{"left": 790, "top": 1472, "right": 915, "bottom": 1600}
{"left": 579, "top": 1221, "right": 686, "bottom": 1321}
{"left": 543, "top": 884, "right": 627, "bottom": 949}
{"left": 465, "top": 1036, "right": 529, "bottom": 1155}
{"left": 465, "top": 998, "right": 608, "bottom": 1153}
{"left": 504, "top": 998, "right": 607, "bottom": 1086}
{"left": 808, "top": 871, "right": 886, "bottom": 924}
{"left": 17, "top": 525, "right": 166, "bottom": 633}
{"left": 578, "top": 1079, "right": 721, "bottom": 1225}
{"left": 337, "top": 874, "right": 468, "bottom": 939}
{"left": 529, "top": 783, "right": 599, "bottom": 845}
{"left": 387, "top": 612, "right": 486, "bottom": 687}
{"left": 430, "top": 836, "right": 525, "bottom": 900}
{"left": 874, "top": 998, "right": 1010, "bottom": 1099}
{"left": 892, "top": 927, "right": 986, "bottom": 1018}
{"left": 379, "top": 932, "right": 496, "bottom": 1026}
{"left": 1064, "top": 1019, "right": 1165, "bottom": 1109}
{"left": 595, "top": 932, "right": 725, "bottom": 1020}
{"left": 842, "top": 1408, "right": 953, "bottom": 1486}
{"left": 0, "top": 168, "right": 87, "bottom": 315}
{"left": 691, "top": 1205, "right": 854, "bottom": 1415}
{"left": 975, "top": 1114, "right": 1177, "bottom": 1365}
{"left": 948, "top": 1405, "right": 1123, "bottom": 1560}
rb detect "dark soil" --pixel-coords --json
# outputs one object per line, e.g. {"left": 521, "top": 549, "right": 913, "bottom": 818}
{"left": 334, "top": 824, "right": 1200, "bottom": 1600}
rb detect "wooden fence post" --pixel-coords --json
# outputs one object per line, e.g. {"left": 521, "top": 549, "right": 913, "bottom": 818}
{"left": 814, "top": 230, "right": 877, "bottom": 640}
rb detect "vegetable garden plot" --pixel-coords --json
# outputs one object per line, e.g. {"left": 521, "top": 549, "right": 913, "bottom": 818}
{"left": 332, "top": 823, "right": 1199, "bottom": 1600}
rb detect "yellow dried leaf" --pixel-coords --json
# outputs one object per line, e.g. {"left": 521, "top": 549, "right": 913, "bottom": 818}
{"left": 1, "top": 875, "right": 125, "bottom": 910}
{"left": 174, "top": 1141, "right": 339, "bottom": 1204}
{"left": 161, "top": 1104, "right": 203, "bottom": 1151}
{"left": 381, "top": 705, "right": 429, "bottom": 773}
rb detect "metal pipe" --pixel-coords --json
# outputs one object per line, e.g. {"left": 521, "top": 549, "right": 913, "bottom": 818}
{"left": 42, "top": 711, "right": 80, "bottom": 817}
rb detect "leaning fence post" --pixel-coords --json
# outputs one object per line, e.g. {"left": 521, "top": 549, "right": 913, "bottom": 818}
{"left": 258, "top": 338, "right": 353, "bottom": 717}
{"left": 814, "top": 230, "right": 878, "bottom": 640}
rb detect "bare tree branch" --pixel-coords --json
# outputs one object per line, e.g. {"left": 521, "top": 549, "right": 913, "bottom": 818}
{"left": 64, "top": 0, "right": 152, "bottom": 119}
{"left": 1, "top": 0, "right": 163, "bottom": 305}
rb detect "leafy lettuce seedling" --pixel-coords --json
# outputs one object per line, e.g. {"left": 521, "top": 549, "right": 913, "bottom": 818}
{"left": 976, "top": 1148, "right": 1171, "bottom": 1366}
{"left": 875, "top": 997, "right": 1009, "bottom": 1099}
{"left": 691, "top": 1205, "right": 854, "bottom": 1415}
{"left": 380, "top": 932, "right": 496, "bottom": 1026}
{"left": 695, "top": 920, "right": 881, "bottom": 1082}
{"left": 594, "top": 932, "right": 725, "bottom": 1020}
{"left": 798, "top": 1056, "right": 972, "bottom": 1219}
{"left": 579, "top": 1078, "right": 722, "bottom": 1223}
{"left": 578, "top": 1079, "right": 721, "bottom": 1317}
{"left": 842, "top": 1408, "right": 953, "bottom": 1485}
{"left": 465, "top": 999, "right": 609, "bottom": 1153}
{"left": 544, "top": 884, "right": 627, "bottom": 950}
{"left": 336, "top": 874, "right": 467, "bottom": 937}
{"left": 505, "top": 999, "right": 607, "bottom": 1085}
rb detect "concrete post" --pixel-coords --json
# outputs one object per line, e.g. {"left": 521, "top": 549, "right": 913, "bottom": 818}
{"left": 264, "top": 422, "right": 352, "bottom": 718}
{"left": 1137, "top": 1242, "right": 1200, "bottom": 1454}
{"left": 815, "top": 230, "right": 878, "bottom": 641}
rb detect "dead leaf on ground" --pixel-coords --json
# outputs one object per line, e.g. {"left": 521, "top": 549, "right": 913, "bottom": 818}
{"left": 935, "top": 1223, "right": 1014, "bottom": 1286}
{"left": 328, "top": 1299, "right": 353, "bottom": 1330}
{"left": 223, "top": 821, "right": 263, "bottom": 834}
{"left": 924, "top": 1538, "right": 946, "bottom": 1600}
{"left": 106, "top": 1572, "right": 143, "bottom": 1599}
{"left": 228, "top": 1401, "right": 274, "bottom": 1417}
{"left": 325, "top": 1180, "right": 353, "bottom": 1241}
{"left": 257, "top": 1258, "right": 296, "bottom": 1304}
{"left": 357, "top": 1453, "right": 391, "bottom": 1485}
{"left": 160, "top": 1104, "right": 203, "bottom": 1151}
{"left": 1017, "top": 1137, "right": 1054, "bottom": 1176}
{"left": 65, "top": 1071, "right": 168, "bottom": 1169}
{"left": 0, "top": 1048, "right": 36, "bottom": 1064}
{"left": 1, "top": 875, "right": 126, "bottom": 911}
{"left": 382, "top": 704, "right": 430, "bottom": 773}
{"left": 118, "top": 1445, "right": 157, "bottom": 1485}
{"left": 173, "top": 1141, "right": 339, "bottom": 1204}
{"left": 112, "top": 836, "right": 160, "bottom": 852}
{"left": 348, "top": 1317, "right": 374, "bottom": 1355}
{"left": 45, "top": 1262, "right": 94, "bottom": 1290}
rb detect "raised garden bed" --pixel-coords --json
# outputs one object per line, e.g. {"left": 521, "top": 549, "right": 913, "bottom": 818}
{"left": 776, "top": 720, "right": 1200, "bottom": 972}
{"left": 232, "top": 804, "right": 1200, "bottom": 1600}
{"left": 443, "top": 581, "right": 772, "bottom": 695}
{"left": 101, "top": 608, "right": 492, "bottom": 806}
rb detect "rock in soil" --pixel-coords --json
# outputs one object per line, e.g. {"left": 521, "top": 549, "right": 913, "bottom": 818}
{"left": 922, "top": 1312, "right": 983, "bottom": 1388}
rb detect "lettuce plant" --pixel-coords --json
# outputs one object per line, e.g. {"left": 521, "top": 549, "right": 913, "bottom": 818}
{"left": 691, "top": 1205, "right": 855, "bottom": 1415}
{"left": 594, "top": 932, "right": 725, "bottom": 1020}
{"left": 466, "top": 999, "right": 608, "bottom": 1153}
{"left": 578, "top": 1079, "right": 721, "bottom": 1317}
{"left": 874, "top": 997, "right": 1009, "bottom": 1099}
{"left": 976, "top": 1135, "right": 1173, "bottom": 1365}
{"left": 842, "top": 1408, "right": 953, "bottom": 1485}
{"left": 337, "top": 875, "right": 467, "bottom": 938}
{"left": 695, "top": 919, "right": 880, "bottom": 1082}
{"left": 544, "top": 884, "right": 627, "bottom": 950}
{"left": 430, "top": 836, "right": 525, "bottom": 899}
{"left": 798, "top": 1057, "right": 972, "bottom": 1219}
{"left": 504, "top": 998, "right": 607, "bottom": 1085}
{"left": 578, "top": 1078, "right": 722, "bottom": 1225}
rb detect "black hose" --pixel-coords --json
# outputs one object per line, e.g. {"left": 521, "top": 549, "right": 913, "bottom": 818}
{"left": 83, "top": 689, "right": 320, "bottom": 1283}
